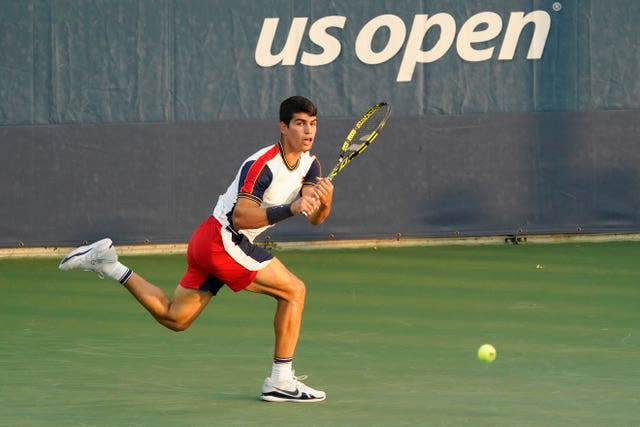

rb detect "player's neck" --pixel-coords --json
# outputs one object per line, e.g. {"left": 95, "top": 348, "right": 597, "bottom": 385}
{"left": 278, "top": 139, "right": 302, "bottom": 170}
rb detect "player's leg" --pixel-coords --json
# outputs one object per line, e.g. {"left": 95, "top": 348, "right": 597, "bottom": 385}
{"left": 59, "top": 238, "right": 212, "bottom": 331}
{"left": 246, "top": 257, "right": 326, "bottom": 403}
{"left": 246, "top": 257, "right": 306, "bottom": 359}
{"left": 123, "top": 274, "right": 212, "bottom": 331}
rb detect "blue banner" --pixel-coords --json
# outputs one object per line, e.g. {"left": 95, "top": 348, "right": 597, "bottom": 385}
{"left": 2, "top": 0, "right": 639, "bottom": 125}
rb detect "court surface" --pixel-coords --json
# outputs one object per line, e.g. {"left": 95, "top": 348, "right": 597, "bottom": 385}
{"left": 1, "top": 241, "right": 638, "bottom": 426}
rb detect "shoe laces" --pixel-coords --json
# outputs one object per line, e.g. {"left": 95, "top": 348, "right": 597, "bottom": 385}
{"left": 289, "top": 369, "right": 308, "bottom": 383}
{"left": 84, "top": 248, "right": 114, "bottom": 278}
{"left": 290, "top": 372, "right": 319, "bottom": 393}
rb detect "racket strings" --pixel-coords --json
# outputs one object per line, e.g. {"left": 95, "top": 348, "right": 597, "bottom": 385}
{"left": 348, "top": 112, "right": 384, "bottom": 151}
{"left": 329, "top": 102, "right": 391, "bottom": 180}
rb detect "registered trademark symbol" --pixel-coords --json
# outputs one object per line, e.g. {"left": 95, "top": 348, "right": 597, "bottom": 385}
{"left": 552, "top": 2, "right": 562, "bottom": 11}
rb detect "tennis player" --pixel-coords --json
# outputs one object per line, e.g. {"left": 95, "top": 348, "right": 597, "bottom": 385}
{"left": 59, "top": 96, "right": 334, "bottom": 403}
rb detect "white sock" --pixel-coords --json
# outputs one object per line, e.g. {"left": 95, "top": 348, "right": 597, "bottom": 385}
{"left": 271, "top": 359, "right": 293, "bottom": 382}
{"left": 103, "top": 261, "right": 132, "bottom": 284}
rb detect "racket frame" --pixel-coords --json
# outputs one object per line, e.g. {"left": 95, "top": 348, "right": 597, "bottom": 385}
{"left": 327, "top": 102, "right": 391, "bottom": 181}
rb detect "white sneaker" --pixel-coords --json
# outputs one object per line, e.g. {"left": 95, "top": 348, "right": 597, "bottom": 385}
{"left": 261, "top": 373, "right": 326, "bottom": 403}
{"left": 59, "top": 238, "right": 118, "bottom": 279}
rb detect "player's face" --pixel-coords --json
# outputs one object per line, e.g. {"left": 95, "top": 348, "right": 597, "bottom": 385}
{"left": 280, "top": 112, "right": 317, "bottom": 153}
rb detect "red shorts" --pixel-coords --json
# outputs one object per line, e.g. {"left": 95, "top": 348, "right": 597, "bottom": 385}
{"left": 179, "top": 216, "right": 272, "bottom": 293}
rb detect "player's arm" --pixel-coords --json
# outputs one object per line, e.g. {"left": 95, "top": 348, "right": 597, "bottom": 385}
{"left": 232, "top": 195, "right": 320, "bottom": 230}
{"left": 303, "top": 177, "right": 334, "bottom": 225}
{"left": 232, "top": 197, "right": 270, "bottom": 230}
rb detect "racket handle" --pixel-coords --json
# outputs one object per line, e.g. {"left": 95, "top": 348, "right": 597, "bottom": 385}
{"left": 301, "top": 211, "right": 308, "bottom": 217}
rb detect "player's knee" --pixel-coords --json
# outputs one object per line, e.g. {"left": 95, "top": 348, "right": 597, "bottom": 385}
{"left": 158, "top": 316, "right": 192, "bottom": 332}
{"left": 169, "top": 321, "right": 191, "bottom": 332}
{"left": 287, "top": 279, "right": 306, "bottom": 303}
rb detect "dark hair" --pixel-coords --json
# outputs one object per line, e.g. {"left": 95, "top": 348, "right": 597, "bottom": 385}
{"left": 279, "top": 96, "right": 317, "bottom": 124}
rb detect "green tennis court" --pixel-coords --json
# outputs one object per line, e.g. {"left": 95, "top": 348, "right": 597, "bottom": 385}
{"left": 1, "top": 241, "right": 638, "bottom": 426}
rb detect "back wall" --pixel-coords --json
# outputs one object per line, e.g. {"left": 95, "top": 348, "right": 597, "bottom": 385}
{"left": 1, "top": 0, "right": 639, "bottom": 246}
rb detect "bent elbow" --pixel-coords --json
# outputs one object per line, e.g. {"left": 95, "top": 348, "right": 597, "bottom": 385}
{"left": 231, "top": 209, "right": 245, "bottom": 230}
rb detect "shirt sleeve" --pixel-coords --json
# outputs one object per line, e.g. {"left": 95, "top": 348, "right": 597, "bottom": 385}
{"left": 238, "top": 160, "right": 273, "bottom": 204}
{"left": 302, "top": 157, "right": 322, "bottom": 187}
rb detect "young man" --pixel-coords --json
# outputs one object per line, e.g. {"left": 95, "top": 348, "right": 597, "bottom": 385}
{"left": 59, "top": 96, "right": 334, "bottom": 403}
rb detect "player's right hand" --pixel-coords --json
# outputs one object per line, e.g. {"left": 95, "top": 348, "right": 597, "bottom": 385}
{"left": 293, "top": 194, "right": 320, "bottom": 217}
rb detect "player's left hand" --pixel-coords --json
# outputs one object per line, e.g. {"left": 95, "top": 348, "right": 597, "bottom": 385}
{"left": 314, "top": 177, "right": 334, "bottom": 207}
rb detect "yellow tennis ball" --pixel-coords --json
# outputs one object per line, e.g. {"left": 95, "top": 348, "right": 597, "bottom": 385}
{"left": 478, "top": 344, "right": 497, "bottom": 363}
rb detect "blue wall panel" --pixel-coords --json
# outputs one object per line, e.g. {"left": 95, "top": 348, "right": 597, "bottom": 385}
{"left": 1, "top": 0, "right": 639, "bottom": 246}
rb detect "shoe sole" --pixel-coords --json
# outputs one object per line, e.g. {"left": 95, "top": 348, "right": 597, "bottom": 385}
{"left": 261, "top": 394, "right": 326, "bottom": 403}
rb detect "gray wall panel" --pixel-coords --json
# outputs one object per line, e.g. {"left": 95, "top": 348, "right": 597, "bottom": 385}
{"left": 2, "top": 109, "right": 638, "bottom": 247}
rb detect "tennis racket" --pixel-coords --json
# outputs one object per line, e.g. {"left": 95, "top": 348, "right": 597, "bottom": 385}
{"left": 301, "top": 102, "right": 391, "bottom": 216}
{"left": 327, "top": 101, "right": 392, "bottom": 180}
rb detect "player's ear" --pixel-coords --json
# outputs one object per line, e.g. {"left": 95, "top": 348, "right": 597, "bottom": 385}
{"left": 279, "top": 121, "right": 289, "bottom": 133}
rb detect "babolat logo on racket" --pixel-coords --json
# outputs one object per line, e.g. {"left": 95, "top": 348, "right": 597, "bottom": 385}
{"left": 255, "top": 7, "right": 557, "bottom": 82}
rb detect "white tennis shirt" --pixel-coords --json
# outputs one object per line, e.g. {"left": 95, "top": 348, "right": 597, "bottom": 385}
{"left": 213, "top": 142, "right": 321, "bottom": 243}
